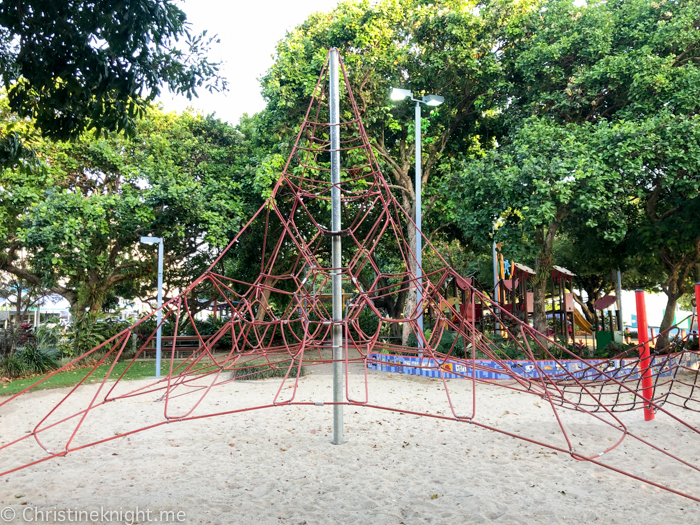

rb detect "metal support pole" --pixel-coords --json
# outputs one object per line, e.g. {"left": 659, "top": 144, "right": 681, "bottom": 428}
{"left": 616, "top": 269, "right": 624, "bottom": 331}
{"left": 329, "top": 49, "right": 344, "bottom": 445}
{"left": 155, "top": 239, "right": 164, "bottom": 378}
{"left": 635, "top": 290, "right": 655, "bottom": 421}
{"left": 492, "top": 232, "right": 500, "bottom": 334}
{"left": 415, "top": 102, "right": 424, "bottom": 351}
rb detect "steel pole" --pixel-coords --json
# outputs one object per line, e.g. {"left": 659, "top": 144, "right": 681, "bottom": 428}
{"left": 616, "top": 268, "right": 624, "bottom": 331}
{"left": 155, "top": 239, "right": 163, "bottom": 378}
{"left": 415, "top": 102, "right": 423, "bottom": 351}
{"left": 492, "top": 230, "right": 500, "bottom": 332}
{"left": 329, "top": 49, "right": 344, "bottom": 445}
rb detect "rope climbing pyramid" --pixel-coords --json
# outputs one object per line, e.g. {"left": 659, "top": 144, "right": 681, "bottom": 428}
{"left": 1, "top": 50, "right": 700, "bottom": 503}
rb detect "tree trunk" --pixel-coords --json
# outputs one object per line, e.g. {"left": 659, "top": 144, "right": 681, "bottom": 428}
{"left": 256, "top": 276, "right": 278, "bottom": 321}
{"left": 657, "top": 293, "right": 679, "bottom": 352}
{"left": 15, "top": 281, "right": 22, "bottom": 327}
{"left": 532, "top": 271, "right": 549, "bottom": 337}
{"left": 531, "top": 221, "right": 560, "bottom": 353}
{"left": 402, "top": 217, "right": 418, "bottom": 346}
{"left": 573, "top": 291, "right": 595, "bottom": 325}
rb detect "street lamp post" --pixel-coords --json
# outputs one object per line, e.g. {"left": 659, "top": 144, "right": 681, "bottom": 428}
{"left": 140, "top": 236, "right": 164, "bottom": 378}
{"left": 390, "top": 88, "right": 444, "bottom": 348}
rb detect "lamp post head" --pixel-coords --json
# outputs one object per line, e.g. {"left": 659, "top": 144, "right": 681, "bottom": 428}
{"left": 140, "top": 236, "right": 161, "bottom": 245}
{"left": 423, "top": 94, "right": 444, "bottom": 106}
{"left": 390, "top": 87, "right": 413, "bottom": 101}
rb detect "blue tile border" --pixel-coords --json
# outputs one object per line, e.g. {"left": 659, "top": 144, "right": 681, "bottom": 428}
{"left": 367, "top": 352, "right": 700, "bottom": 381}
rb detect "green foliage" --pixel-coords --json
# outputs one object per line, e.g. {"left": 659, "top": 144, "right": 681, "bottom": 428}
{"left": 0, "top": 0, "right": 226, "bottom": 142}
{"left": 407, "top": 328, "right": 467, "bottom": 358}
{"left": 484, "top": 337, "right": 529, "bottom": 361}
{"left": 69, "top": 314, "right": 131, "bottom": 358}
{"left": 348, "top": 306, "right": 381, "bottom": 341}
{"left": 504, "top": 0, "right": 700, "bottom": 125}
{"left": 448, "top": 118, "right": 627, "bottom": 257}
{"left": 182, "top": 315, "right": 233, "bottom": 350}
{"left": 232, "top": 358, "right": 305, "bottom": 381}
{"left": 1, "top": 106, "right": 267, "bottom": 317}
{"left": 261, "top": 0, "right": 518, "bottom": 254}
{"left": 591, "top": 342, "right": 636, "bottom": 360}
{"left": 0, "top": 354, "right": 28, "bottom": 379}
{"left": 14, "top": 346, "right": 60, "bottom": 375}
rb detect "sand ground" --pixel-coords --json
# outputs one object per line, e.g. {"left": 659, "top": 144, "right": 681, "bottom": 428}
{"left": 1, "top": 353, "right": 699, "bottom": 525}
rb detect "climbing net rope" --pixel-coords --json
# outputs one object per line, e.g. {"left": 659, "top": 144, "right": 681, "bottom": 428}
{"left": 1, "top": 50, "right": 699, "bottom": 502}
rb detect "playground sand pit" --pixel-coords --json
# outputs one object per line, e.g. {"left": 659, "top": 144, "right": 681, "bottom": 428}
{"left": 1, "top": 367, "right": 699, "bottom": 524}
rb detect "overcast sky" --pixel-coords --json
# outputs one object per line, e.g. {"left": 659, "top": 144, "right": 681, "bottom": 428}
{"left": 157, "top": 0, "right": 341, "bottom": 125}
{"left": 158, "top": 0, "right": 589, "bottom": 125}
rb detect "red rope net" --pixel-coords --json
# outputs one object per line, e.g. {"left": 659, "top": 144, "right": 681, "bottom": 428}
{"left": 2, "top": 50, "right": 700, "bottom": 501}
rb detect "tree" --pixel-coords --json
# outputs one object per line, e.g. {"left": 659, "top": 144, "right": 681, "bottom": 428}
{"left": 260, "top": 0, "right": 520, "bottom": 342}
{"left": 554, "top": 232, "right": 626, "bottom": 325}
{"left": 449, "top": 0, "right": 700, "bottom": 341}
{"left": 0, "top": 105, "right": 265, "bottom": 321}
{"left": 0, "top": 0, "right": 226, "bottom": 163}
{"left": 446, "top": 118, "right": 626, "bottom": 337}
{"left": 600, "top": 114, "right": 700, "bottom": 349}
{"left": 0, "top": 269, "right": 54, "bottom": 327}
{"left": 501, "top": 0, "right": 700, "bottom": 126}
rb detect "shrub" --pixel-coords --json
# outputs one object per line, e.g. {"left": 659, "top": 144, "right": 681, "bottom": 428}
{"left": 14, "top": 346, "right": 60, "bottom": 374}
{"left": 183, "top": 315, "right": 233, "bottom": 350}
{"left": 68, "top": 314, "right": 131, "bottom": 357}
{"left": 482, "top": 336, "right": 529, "bottom": 360}
{"left": 407, "top": 329, "right": 468, "bottom": 358}
{"left": 0, "top": 354, "right": 29, "bottom": 379}
{"left": 232, "top": 358, "right": 305, "bottom": 380}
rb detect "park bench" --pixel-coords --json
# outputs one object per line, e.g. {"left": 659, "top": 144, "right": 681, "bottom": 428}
{"left": 141, "top": 335, "right": 217, "bottom": 359}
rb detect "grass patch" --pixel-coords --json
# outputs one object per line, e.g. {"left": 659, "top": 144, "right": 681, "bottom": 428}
{"left": 1, "top": 355, "right": 307, "bottom": 396}
{"left": 232, "top": 358, "right": 305, "bottom": 381}
{"left": 0, "top": 360, "right": 175, "bottom": 397}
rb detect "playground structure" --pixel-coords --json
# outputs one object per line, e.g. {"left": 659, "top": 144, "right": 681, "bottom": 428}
{"left": 1, "top": 50, "right": 700, "bottom": 502}
{"left": 447, "top": 259, "right": 590, "bottom": 347}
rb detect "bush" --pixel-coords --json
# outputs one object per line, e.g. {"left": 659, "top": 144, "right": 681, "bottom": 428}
{"left": 347, "top": 306, "right": 382, "bottom": 341}
{"left": 232, "top": 358, "right": 305, "bottom": 380}
{"left": 0, "top": 326, "right": 21, "bottom": 357}
{"left": 0, "top": 354, "right": 29, "bottom": 379}
{"left": 407, "top": 328, "right": 468, "bottom": 358}
{"left": 68, "top": 314, "right": 131, "bottom": 357}
{"left": 183, "top": 315, "right": 233, "bottom": 350}
{"left": 591, "top": 342, "right": 636, "bottom": 359}
{"left": 14, "top": 346, "right": 60, "bottom": 374}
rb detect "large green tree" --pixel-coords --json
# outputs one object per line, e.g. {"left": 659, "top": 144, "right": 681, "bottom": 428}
{"left": 0, "top": 0, "right": 226, "bottom": 169}
{"left": 447, "top": 118, "right": 626, "bottom": 336}
{"left": 600, "top": 114, "right": 700, "bottom": 348}
{"left": 260, "top": 0, "right": 524, "bottom": 342}
{"left": 0, "top": 105, "right": 264, "bottom": 320}
{"left": 447, "top": 0, "right": 700, "bottom": 338}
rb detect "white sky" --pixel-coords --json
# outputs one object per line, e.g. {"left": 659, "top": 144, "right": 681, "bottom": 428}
{"left": 157, "top": 0, "right": 341, "bottom": 125}
{"left": 159, "top": 0, "right": 590, "bottom": 125}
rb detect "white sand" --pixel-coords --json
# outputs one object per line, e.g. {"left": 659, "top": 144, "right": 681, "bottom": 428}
{"left": 1, "top": 358, "right": 700, "bottom": 524}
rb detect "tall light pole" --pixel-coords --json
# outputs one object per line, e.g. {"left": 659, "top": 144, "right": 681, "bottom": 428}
{"left": 390, "top": 88, "right": 444, "bottom": 346}
{"left": 141, "top": 236, "right": 164, "bottom": 378}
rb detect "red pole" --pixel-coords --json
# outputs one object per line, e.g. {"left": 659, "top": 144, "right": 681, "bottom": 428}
{"left": 695, "top": 283, "right": 700, "bottom": 341}
{"left": 696, "top": 282, "right": 700, "bottom": 323}
{"left": 635, "top": 290, "right": 655, "bottom": 421}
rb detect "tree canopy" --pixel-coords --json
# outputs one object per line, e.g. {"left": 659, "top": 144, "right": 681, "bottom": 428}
{"left": 0, "top": 104, "right": 265, "bottom": 318}
{"left": 0, "top": 0, "right": 226, "bottom": 171}
{"left": 445, "top": 0, "right": 700, "bottom": 336}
